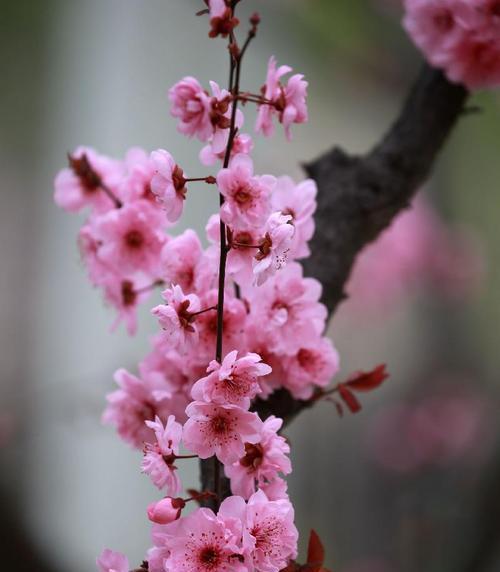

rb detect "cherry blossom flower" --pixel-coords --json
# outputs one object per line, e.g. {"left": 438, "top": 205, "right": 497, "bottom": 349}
{"left": 96, "top": 549, "right": 129, "bottom": 572}
{"left": 150, "top": 149, "right": 189, "bottom": 223}
{"left": 194, "top": 290, "right": 247, "bottom": 360}
{"left": 54, "top": 146, "right": 123, "bottom": 213}
{"left": 183, "top": 401, "right": 263, "bottom": 465}
{"left": 142, "top": 415, "right": 183, "bottom": 494}
{"left": 147, "top": 497, "right": 185, "bottom": 525}
{"left": 121, "top": 147, "right": 159, "bottom": 204}
{"left": 225, "top": 416, "right": 291, "bottom": 499}
{"left": 191, "top": 350, "right": 270, "bottom": 408}
{"left": 207, "top": 0, "right": 240, "bottom": 39}
{"left": 217, "top": 154, "right": 275, "bottom": 230}
{"left": 248, "top": 262, "right": 327, "bottom": 355}
{"left": 102, "top": 368, "right": 172, "bottom": 449}
{"left": 152, "top": 285, "right": 201, "bottom": 350}
{"left": 271, "top": 176, "right": 317, "bottom": 259}
{"left": 256, "top": 57, "right": 308, "bottom": 140}
{"left": 403, "top": 0, "right": 500, "bottom": 89}
{"left": 92, "top": 200, "right": 166, "bottom": 276}
{"left": 243, "top": 489, "right": 298, "bottom": 572}
{"left": 253, "top": 212, "right": 295, "bottom": 286}
{"left": 169, "top": 77, "right": 213, "bottom": 141}
{"left": 283, "top": 337, "right": 340, "bottom": 400}
{"left": 102, "top": 274, "right": 154, "bottom": 336}
{"left": 164, "top": 506, "right": 246, "bottom": 572}
{"left": 161, "top": 229, "right": 203, "bottom": 292}
{"left": 199, "top": 133, "right": 253, "bottom": 166}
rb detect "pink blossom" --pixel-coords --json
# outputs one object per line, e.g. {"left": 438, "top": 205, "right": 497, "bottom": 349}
{"left": 102, "top": 368, "right": 172, "bottom": 449}
{"left": 78, "top": 224, "right": 113, "bottom": 286}
{"left": 271, "top": 176, "right": 317, "bottom": 259}
{"left": 209, "top": 81, "right": 245, "bottom": 156}
{"left": 169, "top": 77, "right": 213, "bottom": 141}
{"left": 152, "top": 285, "right": 201, "bottom": 350}
{"left": 147, "top": 497, "right": 185, "bottom": 525}
{"left": 161, "top": 229, "right": 203, "bottom": 292}
{"left": 191, "top": 350, "right": 270, "bottom": 408}
{"left": 92, "top": 200, "right": 166, "bottom": 276}
{"left": 164, "top": 506, "right": 246, "bottom": 572}
{"left": 225, "top": 416, "right": 291, "bottom": 499}
{"left": 150, "top": 149, "right": 188, "bottom": 222}
{"left": 283, "top": 337, "right": 340, "bottom": 400}
{"left": 183, "top": 401, "right": 263, "bottom": 465}
{"left": 200, "top": 133, "right": 253, "bottom": 166}
{"left": 256, "top": 57, "right": 308, "bottom": 140}
{"left": 207, "top": 215, "right": 259, "bottom": 288}
{"left": 121, "top": 147, "right": 159, "bottom": 204}
{"left": 243, "top": 489, "right": 298, "bottom": 572}
{"left": 256, "top": 57, "right": 292, "bottom": 138}
{"left": 194, "top": 290, "right": 247, "bottom": 360}
{"left": 207, "top": 0, "right": 240, "bottom": 39}
{"left": 259, "top": 477, "right": 289, "bottom": 501}
{"left": 148, "top": 521, "right": 181, "bottom": 572}
{"left": 102, "top": 274, "right": 154, "bottom": 335}
{"left": 96, "top": 548, "right": 129, "bottom": 572}
{"left": 403, "top": 0, "right": 500, "bottom": 89}
{"left": 54, "top": 147, "right": 123, "bottom": 214}
{"left": 253, "top": 212, "right": 295, "bottom": 286}
{"left": 217, "top": 154, "right": 274, "bottom": 230}
{"left": 142, "top": 415, "right": 183, "bottom": 494}
{"left": 248, "top": 262, "right": 327, "bottom": 355}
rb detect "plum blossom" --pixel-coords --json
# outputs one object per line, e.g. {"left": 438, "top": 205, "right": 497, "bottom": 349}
{"left": 194, "top": 290, "right": 247, "bottom": 360}
{"left": 142, "top": 415, "right": 183, "bottom": 494}
{"left": 248, "top": 262, "right": 327, "bottom": 355}
{"left": 152, "top": 285, "right": 201, "bottom": 350}
{"left": 200, "top": 133, "right": 253, "bottom": 166}
{"left": 102, "top": 275, "right": 155, "bottom": 336}
{"left": 191, "top": 350, "right": 270, "bottom": 409}
{"left": 256, "top": 56, "right": 308, "bottom": 140}
{"left": 54, "top": 146, "right": 123, "bottom": 213}
{"left": 161, "top": 229, "right": 203, "bottom": 292}
{"left": 217, "top": 154, "right": 275, "bottom": 230}
{"left": 271, "top": 176, "right": 317, "bottom": 259}
{"left": 403, "top": 0, "right": 500, "bottom": 89}
{"left": 207, "top": 0, "right": 240, "bottom": 39}
{"left": 163, "top": 506, "right": 246, "bottom": 572}
{"left": 96, "top": 549, "right": 129, "bottom": 572}
{"left": 92, "top": 200, "right": 166, "bottom": 276}
{"left": 253, "top": 212, "right": 295, "bottom": 286}
{"left": 121, "top": 147, "right": 158, "bottom": 204}
{"left": 150, "top": 149, "right": 188, "bottom": 222}
{"left": 243, "top": 490, "right": 298, "bottom": 572}
{"left": 168, "top": 77, "right": 213, "bottom": 141}
{"left": 284, "top": 337, "right": 340, "bottom": 400}
{"left": 103, "top": 368, "right": 172, "bottom": 448}
{"left": 183, "top": 401, "right": 263, "bottom": 464}
{"left": 147, "top": 497, "right": 185, "bottom": 525}
{"left": 225, "top": 416, "right": 291, "bottom": 499}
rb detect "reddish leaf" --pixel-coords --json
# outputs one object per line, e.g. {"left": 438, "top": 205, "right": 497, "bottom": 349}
{"left": 338, "top": 384, "right": 362, "bottom": 414}
{"left": 307, "top": 530, "right": 325, "bottom": 571}
{"left": 345, "top": 364, "right": 388, "bottom": 393}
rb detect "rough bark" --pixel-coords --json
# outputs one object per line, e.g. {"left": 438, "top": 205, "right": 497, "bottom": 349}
{"left": 201, "top": 64, "right": 469, "bottom": 507}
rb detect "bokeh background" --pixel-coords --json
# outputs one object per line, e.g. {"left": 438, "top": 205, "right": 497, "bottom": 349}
{"left": 1, "top": 1, "right": 500, "bottom": 571}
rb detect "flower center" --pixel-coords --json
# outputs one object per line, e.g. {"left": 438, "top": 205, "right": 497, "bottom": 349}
{"left": 210, "top": 415, "right": 229, "bottom": 435}
{"left": 199, "top": 546, "right": 220, "bottom": 568}
{"left": 234, "top": 186, "right": 252, "bottom": 204}
{"left": 240, "top": 443, "right": 264, "bottom": 470}
{"left": 490, "top": 1, "right": 500, "bottom": 16}
{"left": 297, "top": 348, "right": 315, "bottom": 370}
{"left": 125, "top": 229, "right": 144, "bottom": 249}
{"left": 121, "top": 280, "right": 137, "bottom": 306}
{"left": 433, "top": 10, "right": 454, "bottom": 32}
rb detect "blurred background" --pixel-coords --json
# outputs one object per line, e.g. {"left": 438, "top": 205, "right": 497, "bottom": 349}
{"left": 1, "top": 0, "right": 500, "bottom": 571}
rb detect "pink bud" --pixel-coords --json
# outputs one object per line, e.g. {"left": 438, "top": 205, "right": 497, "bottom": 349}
{"left": 147, "top": 497, "right": 185, "bottom": 525}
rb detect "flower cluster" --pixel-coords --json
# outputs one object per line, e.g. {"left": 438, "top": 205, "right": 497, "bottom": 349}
{"left": 54, "top": 5, "right": 337, "bottom": 572}
{"left": 403, "top": 0, "right": 500, "bottom": 89}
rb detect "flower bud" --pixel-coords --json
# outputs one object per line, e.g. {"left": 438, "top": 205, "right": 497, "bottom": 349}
{"left": 147, "top": 497, "right": 185, "bottom": 525}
